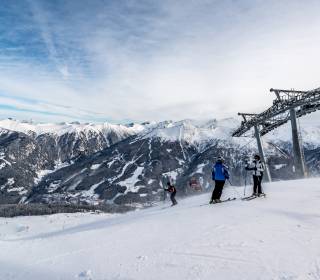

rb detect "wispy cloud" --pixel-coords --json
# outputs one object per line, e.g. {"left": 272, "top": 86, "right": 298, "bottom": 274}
{"left": 0, "top": 0, "right": 320, "bottom": 123}
{"left": 0, "top": 92, "right": 115, "bottom": 122}
{"left": 26, "top": 0, "right": 74, "bottom": 80}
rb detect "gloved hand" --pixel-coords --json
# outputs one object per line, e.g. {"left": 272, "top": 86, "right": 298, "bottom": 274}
{"left": 245, "top": 167, "right": 257, "bottom": 171}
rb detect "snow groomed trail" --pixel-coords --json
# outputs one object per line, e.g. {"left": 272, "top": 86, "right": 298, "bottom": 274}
{"left": 1, "top": 178, "right": 320, "bottom": 280}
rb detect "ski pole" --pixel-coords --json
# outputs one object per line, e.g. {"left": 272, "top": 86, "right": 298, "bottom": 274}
{"left": 228, "top": 179, "right": 241, "bottom": 197}
{"left": 244, "top": 169, "right": 247, "bottom": 196}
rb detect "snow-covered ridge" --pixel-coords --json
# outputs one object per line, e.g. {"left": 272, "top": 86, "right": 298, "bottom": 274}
{"left": 266, "top": 122, "right": 320, "bottom": 148}
{"left": 2, "top": 117, "right": 320, "bottom": 147}
{"left": 140, "top": 118, "right": 241, "bottom": 144}
{"left": 0, "top": 119, "right": 145, "bottom": 137}
{"left": 0, "top": 118, "right": 242, "bottom": 144}
{"left": 139, "top": 117, "right": 320, "bottom": 148}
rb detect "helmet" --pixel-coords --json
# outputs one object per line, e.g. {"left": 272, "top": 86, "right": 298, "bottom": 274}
{"left": 254, "top": 154, "right": 260, "bottom": 160}
{"left": 217, "top": 156, "right": 224, "bottom": 162}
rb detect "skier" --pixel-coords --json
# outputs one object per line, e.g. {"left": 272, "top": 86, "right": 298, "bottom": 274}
{"left": 210, "top": 156, "right": 230, "bottom": 204}
{"left": 165, "top": 182, "right": 178, "bottom": 206}
{"left": 245, "top": 154, "right": 265, "bottom": 196}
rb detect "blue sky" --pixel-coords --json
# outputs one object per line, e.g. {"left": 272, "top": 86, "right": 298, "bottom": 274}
{"left": 1, "top": 0, "right": 320, "bottom": 123}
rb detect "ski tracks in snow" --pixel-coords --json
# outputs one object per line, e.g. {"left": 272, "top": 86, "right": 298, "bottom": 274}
{"left": 2, "top": 178, "right": 320, "bottom": 280}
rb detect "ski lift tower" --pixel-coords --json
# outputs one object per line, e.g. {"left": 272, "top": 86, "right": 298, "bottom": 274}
{"left": 233, "top": 87, "right": 320, "bottom": 181}
{"left": 269, "top": 89, "right": 307, "bottom": 178}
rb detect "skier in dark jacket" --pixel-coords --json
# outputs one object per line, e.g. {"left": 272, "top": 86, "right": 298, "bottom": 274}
{"left": 210, "top": 157, "right": 230, "bottom": 204}
{"left": 165, "top": 182, "right": 178, "bottom": 206}
{"left": 245, "top": 154, "right": 265, "bottom": 196}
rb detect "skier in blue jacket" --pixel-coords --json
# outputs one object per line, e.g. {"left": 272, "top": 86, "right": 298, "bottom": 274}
{"left": 210, "top": 156, "right": 230, "bottom": 204}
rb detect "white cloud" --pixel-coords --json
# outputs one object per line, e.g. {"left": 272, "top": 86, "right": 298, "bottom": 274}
{"left": 1, "top": 0, "right": 320, "bottom": 123}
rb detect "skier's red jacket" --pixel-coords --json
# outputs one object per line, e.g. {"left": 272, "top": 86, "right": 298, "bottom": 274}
{"left": 166, "top": 185, "right": 176, "bottom": 193}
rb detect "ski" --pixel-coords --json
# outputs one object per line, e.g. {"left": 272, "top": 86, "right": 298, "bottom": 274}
{"left": 220, "top": 197, "right": 237, "bottom": 203}
{"left": 199, "top": 197, "right": 236, "bottom": 207}
{"left": 241, "top": 195, "right": 257, "bottom": 201}
{"left": 243, "top": 195, "right": 258, "bottom": 201}
{"left": 210, "top": 197, "right": 237, "bottom": 204}
{"left": 242, "top": 193, "right": 266, "bottom": 201}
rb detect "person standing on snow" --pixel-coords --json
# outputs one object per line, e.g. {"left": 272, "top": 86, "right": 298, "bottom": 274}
{"left": 245, "top": 154, "right": 265, "bottom": 196}
{"left": 165, "top": 182, "right": 178, "bottom": 206}
{"left": 210, "top": 157, "right": 230, "bottom": 204}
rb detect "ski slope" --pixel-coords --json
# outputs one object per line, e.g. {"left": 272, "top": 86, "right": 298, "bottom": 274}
{"left": 1, "top": 178, "right": 320, "bottom": 280}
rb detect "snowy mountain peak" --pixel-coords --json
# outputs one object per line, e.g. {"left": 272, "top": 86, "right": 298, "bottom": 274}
{"left": 140, "top": 118, "right": 240, "bottom": 144}
{"left": 0, "top": 118, "right": 145, "bottom": 137}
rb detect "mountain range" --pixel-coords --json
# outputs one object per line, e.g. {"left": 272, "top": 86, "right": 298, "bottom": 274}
{"left": 0, "top": 118, "right": 319, "bottom": 208}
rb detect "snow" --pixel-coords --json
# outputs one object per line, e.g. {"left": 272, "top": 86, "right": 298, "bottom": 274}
{"left": 142, "top": 119, "right": 241, "bottom": 145}
{"left": 0, "top": 119, "right": 144, "bottom": 137}
{"left": 121, "top": 166, "right": 144, "bottom": 193}
{"left": 192, "top": 163, "right": 207, "bottom": 175}
{"left": 1, "top": 178, "right": 27, "bottom": 194}
{"left": 7, "top": 187, "right": 27, "bottom": 195}
{"left": 136, "top": 117, "right": 320, "bottom": 154}
{"left": 266, "top": 120, "right": 320, "bottom": 148}
{"left": 47, "top": 182, "right": 60, "bottom": 193}
{"left": 0, "top": 152, "right": 12, "bottom": 166}
{"left": 64, "top": 168, "right": 88, "bottom": 191}
{"left": 90, "top": 164, "right": 101, "bottom": 170}
{"left": 35, "top": 161, "right": 71, "bottom": 184}
{"left": 162, "top": 169, "right": 180, "bottom": 181}
{"left": 80, "top": 182, "right": 103, "bottom": 199}
{"left": 1, "top": 178, "right": 320, "bottom": 279}
{"left": 0, "top": 162, "right": 6, "bottom": 170}
{"left": 106, "top": 157, "right": 120, "bottom": 168}
{"left": 2, "top": 117, "right": 320, "bottom": 151}
{"left": 274, "top": 164, "right": 287, "bottom": 170}
{"left": 7, "top": 178, "right": 14, "bottom": 185}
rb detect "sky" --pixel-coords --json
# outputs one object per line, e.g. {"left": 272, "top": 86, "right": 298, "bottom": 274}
{"left": 1, "top": 0, "right": 320, "bottom": 124}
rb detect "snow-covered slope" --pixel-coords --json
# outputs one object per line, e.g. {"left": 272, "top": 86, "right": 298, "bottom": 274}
{"left": 1, "top": 178, "right": 320, "bottom": 280}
